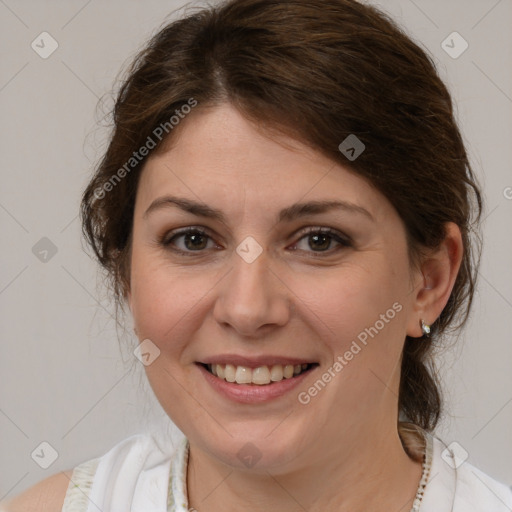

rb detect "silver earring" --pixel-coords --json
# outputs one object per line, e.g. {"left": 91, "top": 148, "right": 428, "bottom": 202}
{"left": 420, "top": 320, "right": 431, "bottom": 336}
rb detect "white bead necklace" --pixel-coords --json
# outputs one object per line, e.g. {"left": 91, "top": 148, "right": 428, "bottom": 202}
{"left": 177, "top": 429, "right": 434, "bottom": 512}
{"left": 409, "top": 431, "right": 433, "bottom": 512}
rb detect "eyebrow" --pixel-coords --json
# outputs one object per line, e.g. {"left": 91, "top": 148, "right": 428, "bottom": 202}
{"left": 143, "top": 195, "right": 374, "bottom": 223}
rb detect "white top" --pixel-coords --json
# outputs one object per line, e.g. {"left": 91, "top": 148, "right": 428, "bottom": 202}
{"left": 61, "top": 431, "right": 512, "bottom": 512}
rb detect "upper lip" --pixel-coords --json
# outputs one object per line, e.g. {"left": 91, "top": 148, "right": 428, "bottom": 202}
{"left": 198, "top": 354, "right": 318, "bottom": 368}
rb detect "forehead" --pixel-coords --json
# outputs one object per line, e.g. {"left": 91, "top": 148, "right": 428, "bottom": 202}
{"left": 136, "top": 104, "right": 391, "bottom": 223}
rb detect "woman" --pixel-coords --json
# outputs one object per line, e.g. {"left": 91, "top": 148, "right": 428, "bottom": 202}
{"left": 3, "top": 0, "right": 511, "bottom": 511}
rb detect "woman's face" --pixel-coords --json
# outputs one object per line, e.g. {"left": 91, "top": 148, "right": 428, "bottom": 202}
{"left": 129, "top": 103, "right": 424, "bottom": 471}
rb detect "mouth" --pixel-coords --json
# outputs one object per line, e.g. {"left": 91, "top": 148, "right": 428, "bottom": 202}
{"left": 195, "top": 355, "right": 320, "bottom": 403}
{"left": 200, "top": 362, "right": 317, "bottom": 385}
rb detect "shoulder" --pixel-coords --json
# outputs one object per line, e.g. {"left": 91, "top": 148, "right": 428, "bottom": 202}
{"left": 1, "top": 433, "right": 186, "bottom": 512}
{"left": 0, "top": 469, "right": 74, "bottom": 512}
{"left": 425, "top": 433, "right": 512, "bottom": 512}
{"left": 0, "top": 434, "right": 159, "bottom": 512}
{"left": 71, "top": 432, "right": 183, "bottom": 511}
{"left": 454, "top": 458, "right": 512, "bottom": 511}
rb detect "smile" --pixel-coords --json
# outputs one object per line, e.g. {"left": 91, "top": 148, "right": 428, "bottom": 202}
{"left": 204, "top": 363, "right": 316, "bottom": 385}
{"left": 196, "top": 356, "right": 320, "bottom": 403}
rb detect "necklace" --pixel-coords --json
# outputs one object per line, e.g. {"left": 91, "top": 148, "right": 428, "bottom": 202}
{"left": 173, "top": 428, "right": 434, "bottom": 512}
{"left": 409, "top": 431, "right": 433, "bottom": 512}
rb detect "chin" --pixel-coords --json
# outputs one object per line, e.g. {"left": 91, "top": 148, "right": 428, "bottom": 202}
{"left": 188, "top": 421, "right": 310, "bottom": 473}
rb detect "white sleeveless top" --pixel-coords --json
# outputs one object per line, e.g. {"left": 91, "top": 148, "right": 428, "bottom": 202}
{"left": 61, "top": 431, "right": 512, "bottom": 512}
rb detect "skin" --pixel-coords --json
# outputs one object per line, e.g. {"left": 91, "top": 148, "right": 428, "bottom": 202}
{"left": 0, "top": 471, "right": 72, "bottom": 512}
{"left": 128, "top": 103, "right": 463, "bottom": 512}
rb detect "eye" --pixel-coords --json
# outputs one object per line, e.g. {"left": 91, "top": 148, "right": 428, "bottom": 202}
{"left": 160, "top": 227, "right": 219, "bottom": 254}
{"left": 160, "top": 226, "right": 351, "bottom": 257}
{"left": 290, "top": 227, "right": 351, "bottom": 254}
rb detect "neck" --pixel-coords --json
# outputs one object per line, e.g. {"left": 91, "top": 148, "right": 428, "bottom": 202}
{"left": 186, "top": 422, "right": 424, "bottom": 512}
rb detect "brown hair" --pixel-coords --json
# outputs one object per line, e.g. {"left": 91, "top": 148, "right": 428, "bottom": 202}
{"left": 81, "top": 0, "right": 482, "bottom": 435}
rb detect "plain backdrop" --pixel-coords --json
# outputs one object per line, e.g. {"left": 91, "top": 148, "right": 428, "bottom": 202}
{"left": 1, "top": 0, "right": 511, "bottom": 500}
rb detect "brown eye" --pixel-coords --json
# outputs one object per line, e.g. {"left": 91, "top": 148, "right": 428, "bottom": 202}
{"left": 181, "top": 232, "right": 209, "bottom": 250}
{"left": 161, "top": 228, "right": 216, "bottom": 254}
{"left": 307, "top": 233, "right": 332, "bottom": 251}
{"left": 291, "top": 227, "right": 351, "bottom": 254}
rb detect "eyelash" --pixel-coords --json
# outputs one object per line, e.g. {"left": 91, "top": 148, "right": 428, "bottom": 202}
{"left": 159, "top": 226, "right": 352, "bottom": 257}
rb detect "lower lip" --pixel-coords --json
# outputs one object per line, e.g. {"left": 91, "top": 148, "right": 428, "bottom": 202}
{"left": 197, "top": 364, "right": 315, "bottom": 404}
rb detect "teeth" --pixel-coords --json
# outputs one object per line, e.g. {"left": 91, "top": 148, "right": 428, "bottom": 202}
{"left": 283, "top": 364, "right": 294, "bottom": 378}
{"left": 270, "top": 365, "right": 283, "bottom": 381}
{"left": 235, "top": 366, "right": 252, "bottom": 384}
{"left": 252, "top": 366, "right": 271, "bottom": 385}
{"left": 224, "top": 364, "right": 236, "bottom": 382}
{"left": 207, "top": 363, "right": 311, "bottom": 385}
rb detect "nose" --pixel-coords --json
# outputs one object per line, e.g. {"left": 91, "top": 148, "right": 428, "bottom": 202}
{"left": 212, "top": 245, "right": 292, "bottom": 337}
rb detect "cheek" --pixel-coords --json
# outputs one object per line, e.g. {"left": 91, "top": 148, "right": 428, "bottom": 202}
{"left": 289, "top": 261, "right": 409, "bottom": 409}
{"left": 290, "top": 259, "right": 408, "bottom": 351}
{"left": 128, "top": 255, "right": 210, "bottom": 423}
{"left": 129, "top": 250, "right": 221, "bottom": 355}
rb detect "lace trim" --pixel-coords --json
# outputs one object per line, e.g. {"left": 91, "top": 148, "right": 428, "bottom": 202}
{"left": 61, "top": 457, "right": 100, "bottom": 512}
{"left": 167, "top": 437, "right": 189, "bottom": 512}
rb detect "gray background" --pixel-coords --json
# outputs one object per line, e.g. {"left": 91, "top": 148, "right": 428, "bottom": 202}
{"left": 1, "top": 0, "right": 511, "bottom": 500}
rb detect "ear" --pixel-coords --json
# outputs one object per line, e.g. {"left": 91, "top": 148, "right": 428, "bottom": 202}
{"left": 406, "top": 222, "right": 464, "bottom": 338}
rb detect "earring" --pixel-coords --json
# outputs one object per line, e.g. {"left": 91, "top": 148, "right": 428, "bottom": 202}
{"left": 420, "top": 319, "right": 431, "bottom": 337}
